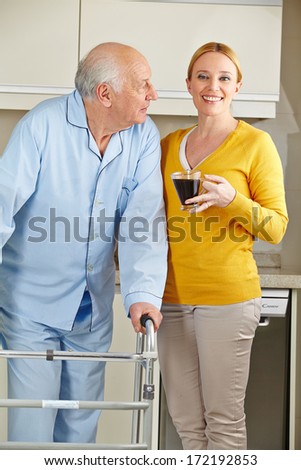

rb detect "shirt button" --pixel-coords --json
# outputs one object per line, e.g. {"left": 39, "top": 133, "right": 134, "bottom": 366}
{"left": 87, "top": 264, "right": 94, "bottom": 272}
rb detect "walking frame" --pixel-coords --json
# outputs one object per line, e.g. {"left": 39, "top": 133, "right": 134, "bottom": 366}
{"left": 0, "top": 315, "right": 156, "bottom": 450}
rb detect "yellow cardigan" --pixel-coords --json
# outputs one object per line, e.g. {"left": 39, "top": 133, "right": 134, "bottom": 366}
{"left": 161, "top": 120, "right": 288, "bottom": 305}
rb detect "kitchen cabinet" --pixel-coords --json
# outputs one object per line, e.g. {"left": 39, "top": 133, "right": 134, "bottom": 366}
{"left": 80, "top": 0, "right": 282, "bottom": 118}
{"left": 0, "top": 0, "right": 282, "bottom": 117}
{"left": 96, "top": 291, "right": 160, "bottom": 448}
{"left": 148, "top": 1, "right": 282, "bottom": 5}
{"left": 97, "top": 293, "right": 140, "bottom": 446}
{"left": 0, "top": 0, "right": 80, "bottom": 109}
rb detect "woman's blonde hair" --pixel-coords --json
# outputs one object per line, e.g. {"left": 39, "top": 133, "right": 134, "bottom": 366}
{"left": 187, "top": 42, "right": 242, "bottom": 83}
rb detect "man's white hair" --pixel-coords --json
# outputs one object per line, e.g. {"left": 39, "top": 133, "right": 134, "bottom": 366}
{"left": 75, "top": 45, "right": 124, "bottom": 98}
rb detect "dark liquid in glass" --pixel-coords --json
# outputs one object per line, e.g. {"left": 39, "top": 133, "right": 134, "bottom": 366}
{"left": 173, "top": 179, "right": 200, "bottom": 205}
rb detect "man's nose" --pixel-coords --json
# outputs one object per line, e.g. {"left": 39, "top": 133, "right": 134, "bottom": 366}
{"left": 147, "top": 83, "right": 158, "bottom": 101}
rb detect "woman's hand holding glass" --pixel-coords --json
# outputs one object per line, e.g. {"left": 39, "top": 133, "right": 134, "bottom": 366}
{"left": 186, "top": 174, "right": 236, "bottom": 213}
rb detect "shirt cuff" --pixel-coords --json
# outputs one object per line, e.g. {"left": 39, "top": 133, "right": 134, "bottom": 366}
{"left": 123, "top": 292, "right": 163, "bottom": 316}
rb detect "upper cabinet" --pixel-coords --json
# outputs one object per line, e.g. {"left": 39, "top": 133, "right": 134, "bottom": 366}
{"left": 144, "top": 1, "right": 282, "bottom": 4}
{"left": 80, "top": 1, "right": 283, "bottom": 118}
{"left": 0, "top": 0, "right": 282, "bottom": 117}
{"left": 0, "top": 0, "right": 80, "bottom": 109}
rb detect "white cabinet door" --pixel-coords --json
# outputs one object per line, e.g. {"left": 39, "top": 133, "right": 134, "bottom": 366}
{"left": 80, "top": 0, "right": 282, "bottom": 117}
{"left": 96, "top": 293, "right": 136, "bottom": 446}
{"left": 96, "top": 292, "right": 160, "bottom": 449}
{"left": 0, "top": 0, "right": 80, "bottom": 109}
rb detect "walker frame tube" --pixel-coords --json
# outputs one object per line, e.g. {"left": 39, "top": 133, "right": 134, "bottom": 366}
{"left": 0, "top": 318, "right": 156, "bottom": 450}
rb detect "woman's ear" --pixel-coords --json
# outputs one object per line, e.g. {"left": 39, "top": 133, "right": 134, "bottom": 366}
{"left": 186, "top": 78, "right": 192, "bottom": 96}
{"left": 234, "top": 81, "right": 243, "bottom": 96}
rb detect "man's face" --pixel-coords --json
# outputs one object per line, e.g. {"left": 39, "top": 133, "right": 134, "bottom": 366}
{"left": 110, "top": 57, "right": 158, "bottom": 128}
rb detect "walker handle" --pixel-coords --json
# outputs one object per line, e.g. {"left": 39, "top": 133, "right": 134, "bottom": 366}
{"left": 140, "top": 314, "right": 154, "bottom": 328}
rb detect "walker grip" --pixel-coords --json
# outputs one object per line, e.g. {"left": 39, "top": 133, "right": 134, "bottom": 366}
{"left": 140, "top": 314, "right": 154, "bottom": 328}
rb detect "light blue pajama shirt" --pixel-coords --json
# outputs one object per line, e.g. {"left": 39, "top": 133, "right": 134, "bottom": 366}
{"left": 0, "top": 90, "right": 167, "bottom": 442}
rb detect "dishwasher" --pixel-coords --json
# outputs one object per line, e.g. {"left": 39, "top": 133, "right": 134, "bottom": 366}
{"left": 158, "top": 288, "right": 291, "bottom": 450}
{"left": 245, "top": 288, "right": 291, "bottom": 450}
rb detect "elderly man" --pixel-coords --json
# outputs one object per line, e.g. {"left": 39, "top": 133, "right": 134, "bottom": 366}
{"left": 0, "top": 42, "right": 167, "bottom": 443}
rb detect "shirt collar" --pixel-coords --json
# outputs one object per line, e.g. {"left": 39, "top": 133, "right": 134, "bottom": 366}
{"left": 67, "top": 90, "right": 89, "bottom": 129}
{"left": 67, "top": 89, "right": 123, "bottom": 161}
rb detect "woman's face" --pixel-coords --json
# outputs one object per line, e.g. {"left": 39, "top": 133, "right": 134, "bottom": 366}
{"left": 186, "top": 51, "right": 242, "bottom": 117}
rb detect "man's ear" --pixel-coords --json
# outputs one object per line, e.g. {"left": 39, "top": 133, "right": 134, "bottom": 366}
{"left": 96, "top": 83, "right": 112, "bottom": 107}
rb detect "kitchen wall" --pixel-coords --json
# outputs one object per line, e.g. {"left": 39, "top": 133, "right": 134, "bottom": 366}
{"left": 277, "top": 0, "right": 301, "bottom": 271}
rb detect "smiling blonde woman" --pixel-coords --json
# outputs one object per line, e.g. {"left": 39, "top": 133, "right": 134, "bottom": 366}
{"left": 158, "top": 42, "right": 288, "bottom": 450}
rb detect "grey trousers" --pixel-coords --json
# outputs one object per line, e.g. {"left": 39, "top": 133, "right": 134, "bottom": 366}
{"left": 157, "top": 299, "right": 261, "bottom": 450}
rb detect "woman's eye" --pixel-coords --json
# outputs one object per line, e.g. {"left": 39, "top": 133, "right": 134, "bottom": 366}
{"left": 220, "top": 76, "right": 231, "bottom": 81}
{"left": 197, "top": 74, "right": 208, "bottom": 80}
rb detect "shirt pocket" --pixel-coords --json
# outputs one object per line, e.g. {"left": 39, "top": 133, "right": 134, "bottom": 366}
{"left": 117, "top": 177, "right": 138, "bottom": 216}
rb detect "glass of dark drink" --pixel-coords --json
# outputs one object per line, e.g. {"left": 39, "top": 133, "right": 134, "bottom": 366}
{"left": 171, "top": 170, "right": 202, "bottom": 211}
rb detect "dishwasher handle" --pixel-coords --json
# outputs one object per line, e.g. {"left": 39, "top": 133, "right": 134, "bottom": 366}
{"left": 258, "top": 316, "right": 270, "bottom": 327}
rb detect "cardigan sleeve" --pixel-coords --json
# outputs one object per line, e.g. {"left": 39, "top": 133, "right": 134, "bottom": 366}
{"left": 225, "top": 131, "right": 288, "bottom": 244}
